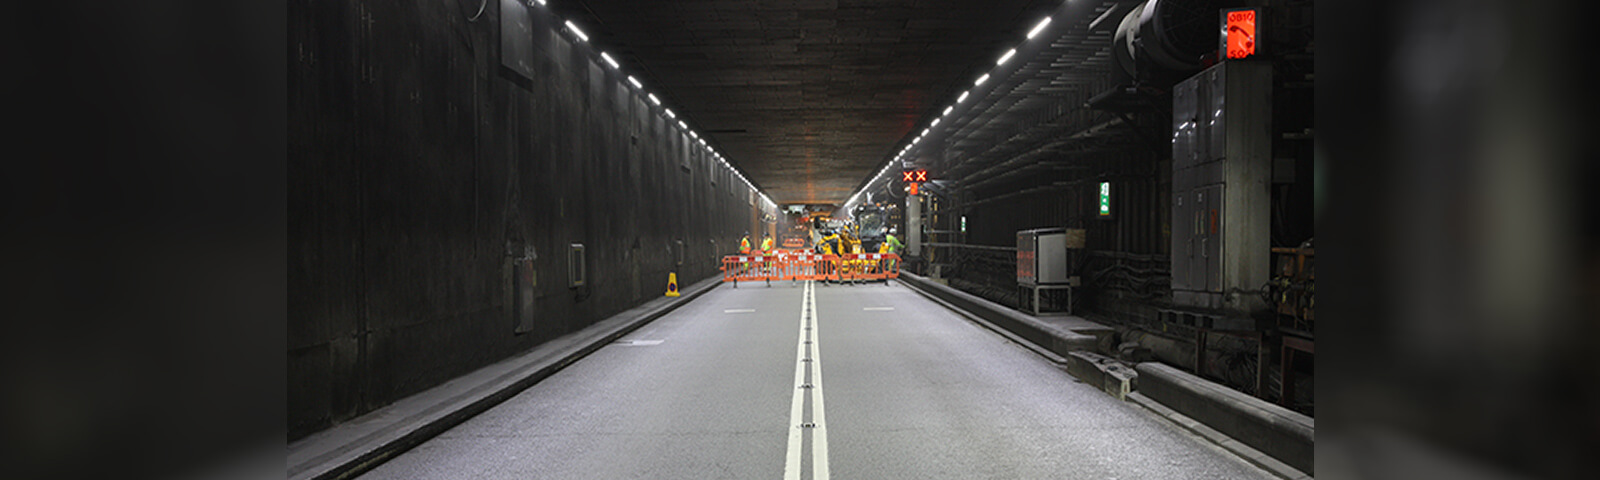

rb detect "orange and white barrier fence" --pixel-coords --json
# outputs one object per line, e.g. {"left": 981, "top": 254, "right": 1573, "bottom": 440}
{"left": 720, "top": 253, "right": 900, "bottom": 285}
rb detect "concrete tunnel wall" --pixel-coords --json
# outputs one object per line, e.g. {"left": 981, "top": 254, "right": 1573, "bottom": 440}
{"left": 289, "top": 0, "right": 764, "bottom": 440}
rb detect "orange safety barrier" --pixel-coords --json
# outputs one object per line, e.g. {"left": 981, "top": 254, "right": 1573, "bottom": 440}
{"left": 721, "top": 255, "right": 777, "bottom": 285}
{"left": 834, "top": 253, "right": 901, "bottom": 281}
{"left": 786, "top": 253, "right": 834, "bottom": 281}
{"left": 720, "top": 253, "right": 900, "bottom": 285}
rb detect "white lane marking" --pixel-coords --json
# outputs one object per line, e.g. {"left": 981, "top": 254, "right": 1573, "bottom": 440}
{"left": 783, "top": 282, "right": 808, "bottom": 480}
{"left": 724, "top": 308, "right": 757, "bottom": 313}
{"left": 614, "top": 340, "right": 663, "bottom": 346}
{"left": 809, "top": 281, "right": 830, "bottom": 480}
{"left": 862, "top": 307, "right": 895, "bottom": 311}
{"left": 783, "top": 281, "right": 830, "bottom": 480}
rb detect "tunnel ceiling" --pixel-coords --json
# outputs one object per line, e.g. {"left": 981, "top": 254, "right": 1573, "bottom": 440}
{"left": 551, "top": 0, "right": 1063, "bottom": 206}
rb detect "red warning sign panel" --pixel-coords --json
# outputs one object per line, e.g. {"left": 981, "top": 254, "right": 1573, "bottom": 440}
{"left": 1224, "top": 8, "right": 1257, "bottom": 60}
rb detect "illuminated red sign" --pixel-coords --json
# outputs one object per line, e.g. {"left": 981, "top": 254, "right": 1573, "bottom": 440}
{"left": 1224, "top": 8, "right": 1257, "bottom": 60}
{"left": 902, "top": 169, "right": 928, "bottom": 195}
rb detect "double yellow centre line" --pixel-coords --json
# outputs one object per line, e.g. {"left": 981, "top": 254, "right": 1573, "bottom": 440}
{"left": 784, "top": 280, "right": 829, "bottom": 480}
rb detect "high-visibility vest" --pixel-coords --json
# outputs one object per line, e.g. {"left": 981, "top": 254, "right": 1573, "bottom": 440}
{"left": 761, "top": 237, "right": 775, "bottom": 254}
{"left": 740, "top": 237, "right": 752, "bottom": 254}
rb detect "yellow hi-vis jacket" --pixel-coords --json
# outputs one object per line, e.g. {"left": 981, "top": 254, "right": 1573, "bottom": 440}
{"left": 740, "top": 236, "right": 752, "bottom": 254}
{"left": 881, "top": 234, "right": 903, "bottom": 254}
{"left": 761, "top": 237, "right": 775, "bottom": 254}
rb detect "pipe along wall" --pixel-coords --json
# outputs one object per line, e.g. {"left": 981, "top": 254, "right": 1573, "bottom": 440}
{"left": 290, "top": 0, "right": 763, "bottom": 440}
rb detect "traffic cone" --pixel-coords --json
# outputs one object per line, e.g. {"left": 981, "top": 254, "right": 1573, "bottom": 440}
{"left": 665, "top": 272, "right": 680, "bottom": 297}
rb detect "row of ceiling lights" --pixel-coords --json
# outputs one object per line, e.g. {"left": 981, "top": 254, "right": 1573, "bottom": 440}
{"left": 535, "top": 0, "right": 776, "bottom": 210}
{"left": 845, "top": 12, "right": 1057, "bottom": 209}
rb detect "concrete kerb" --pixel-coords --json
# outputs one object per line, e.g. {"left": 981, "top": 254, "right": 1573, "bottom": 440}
{"left": 1064, "top": 351, "right": 1138, "bottom": 400}
{"left": 1127, "top": 392, "right": 1312, "bottom": 480}
{"left": 897, "top": 272, "right": 1100, "bottom": 362}
{"left": 897, "top": 272, "right": 1314, "bottom": 478}
{"left": 897, "top": 273, "right": 1069, "bottom": 365}
{"left": 1135, "top": 362, "right": 1315, "bottom": 477}
{"left": 287, "top": 276, "right": 724, "bottom": 480}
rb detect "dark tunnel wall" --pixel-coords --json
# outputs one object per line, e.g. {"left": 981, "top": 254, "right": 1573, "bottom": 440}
{"left": 289, "top": 0, "right": 762, "bottom": 440}
{"left": 961, "top": 158, "right": 1170, "bottom": 257}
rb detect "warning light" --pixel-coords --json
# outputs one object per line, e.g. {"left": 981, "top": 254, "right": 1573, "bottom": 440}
{"left": 1222, "top": 8, "right": 1258, "bottom": 60}
{"left": 902, "top": 169, "right": 929, "bottom": 196}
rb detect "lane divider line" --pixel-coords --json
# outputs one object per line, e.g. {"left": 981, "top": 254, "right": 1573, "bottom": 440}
{"left": 783, "top": 281, "right": 830, "bottom": 480}
{"left": 784, "top": 281, "right": 808, "bottom": 480}
{"left": 808, "top": 280, "right": 830, "bottom": 480}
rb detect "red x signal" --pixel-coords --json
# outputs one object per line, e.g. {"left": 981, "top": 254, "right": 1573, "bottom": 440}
{"left": 915, "top": 170, "right": 928, "bottom": 182}
{"left": 902, "top": 170, "right": 916, "bottom": 182}
{"left": 902, "top": 169, "right": 929, "bottom": 182}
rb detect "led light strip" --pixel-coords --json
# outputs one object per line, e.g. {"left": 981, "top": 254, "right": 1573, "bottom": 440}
{"left": 537, "top": 2, "right": 767, "bottom": 199}
{"left": 845, "top": 7, "right": 1060, "bottom": 210}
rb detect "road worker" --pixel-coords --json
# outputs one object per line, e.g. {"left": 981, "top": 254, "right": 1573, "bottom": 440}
{"left": 881, "top": 227, "right": 903, "bottom": 254}
{"left": 813, "top": 228, "right": 841, "bottom": 283}
{"left": 761, "top": 232, "right": 776, "bottom": 255}
{"left": 735, "top": 231, "right": 754, "bottom": 276}
{"left": 881, "top": 227, "right": 904, "bottom": 274}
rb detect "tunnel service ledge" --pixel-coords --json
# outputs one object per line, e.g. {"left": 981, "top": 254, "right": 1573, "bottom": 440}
{"left": 897, "top": 271, "right": 1106, "bottom": 361}
{"left": 286, "top": 276, "right": 724, "bottom": 480}
{"left": 899, "top": 271, "right": 1312, "bottom": 479}
{"left": 1133, "top": 362, "right": 1315, "bottom": 478}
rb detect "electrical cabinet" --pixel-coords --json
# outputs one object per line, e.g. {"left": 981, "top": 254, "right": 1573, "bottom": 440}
{"left": 1170, "top": 61, "right": 1273, "bottom": 312}
{"left": 1017, "top": 228, "right": 1071, "bottom": 285}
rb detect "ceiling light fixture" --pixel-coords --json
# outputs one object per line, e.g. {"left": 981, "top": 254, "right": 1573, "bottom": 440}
{"left": 627, "top": 76, "right": 642, "bottom": 89}
{"left": 648, "top": 94, "right": 660, "bottom": 105}
{"left": 601, "top": 52, "right": 619, "bottom": 69}
{"left": 975, "top": 73, "right": 989, "bottom": 86}
{"left": 1027, "top": 17, "right": 1052, "bottom": 39}
{"left": 958, "top": 90, "right": 970, "bottom": 103}
{"left": 564, "top": 21, "right": 588, "bottom": 42}
{"left": 996, "top": 48, "right": 1016, "bottom": 65}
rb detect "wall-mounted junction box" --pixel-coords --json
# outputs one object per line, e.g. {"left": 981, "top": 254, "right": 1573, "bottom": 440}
{"left": 568, "top": 243, "right": 585, "bottom": 288}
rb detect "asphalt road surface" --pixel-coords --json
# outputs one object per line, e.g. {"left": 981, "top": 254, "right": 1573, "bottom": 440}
{"left": 359, "top": 281, "right": 1278, "bottom": 479}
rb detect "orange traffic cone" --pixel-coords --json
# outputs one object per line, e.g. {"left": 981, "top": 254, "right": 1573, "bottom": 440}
{"left": 665, "top": 272, "right": 680, "bottom": 297}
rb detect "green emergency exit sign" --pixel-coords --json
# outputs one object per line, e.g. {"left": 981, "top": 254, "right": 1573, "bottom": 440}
{"left": 1098, "top": 182, "right": 1111, "bottom": 217}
